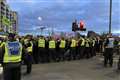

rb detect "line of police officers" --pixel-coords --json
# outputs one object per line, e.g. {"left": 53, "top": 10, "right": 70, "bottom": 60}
{"left": 33, "top": 36, "right": 97, "bottom": 63}
{"left": 0, "top": 33, "right": 120, "bottom": 80}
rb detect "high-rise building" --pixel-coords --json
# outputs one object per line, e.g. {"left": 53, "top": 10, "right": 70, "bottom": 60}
{"left": 5, "top": 5, "right": 11, "bottom": 32}
{"left": 0, "top": 0, "right": 18, "bottom": 33}
{"left": 0, "top": 0, "right": 6, "bottom": 31}
{"left": 10, "top": 11, "right": 18, "bottom": 33}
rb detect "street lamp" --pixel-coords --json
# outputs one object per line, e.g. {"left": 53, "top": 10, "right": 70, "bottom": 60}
{"left": 109, "top": 0, "right": 112, "bottom": 34}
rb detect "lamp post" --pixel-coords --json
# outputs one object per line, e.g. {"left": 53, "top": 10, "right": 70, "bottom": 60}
{"left": 109, "top": 0, "right": 112, "bottom": 34}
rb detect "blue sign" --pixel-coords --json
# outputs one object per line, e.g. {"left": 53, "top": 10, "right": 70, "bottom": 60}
{"left": 8, "top": 42, "right": 20, "bottom": 56}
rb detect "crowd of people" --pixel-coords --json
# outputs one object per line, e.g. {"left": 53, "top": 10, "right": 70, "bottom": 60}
{"left": 0, "top": 34, "right": 120, "bottom": 64}
{"left": 0, "top": 33, "right": 120, "bottom": 80}
{"left": 19, "top": 35, "right": 103, "bottom": 63}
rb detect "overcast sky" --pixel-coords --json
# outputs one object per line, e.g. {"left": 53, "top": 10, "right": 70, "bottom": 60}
{"left": 7, "top": 0, "right": 120, "bottom": 35}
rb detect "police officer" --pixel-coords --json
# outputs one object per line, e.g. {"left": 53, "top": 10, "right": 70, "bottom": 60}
{"left": 23, "top": 35, "right": 33, "bottom": 74}
{"left": 59, "top": 37, "right": 66, "bottom": 61}
{"left": 79, "top": 37, "right": 85, "bottom": 59}
{"left": 91, "top": 38, "right": 96, "bottom": 57}
{"left": 32, "top": 37, "right": 39, "bottom": 64}
{"left": 70, "top": 37, "right": 76, "bottom": 60}
{"left": 0, "top": 33, "right": 22, "bottom": 80}
{"left": 76, "top": 38, "right": 79, "bottom": 60}
{"left": 89, "top": 38, "right": 93, "bottom": 58}
{"left": 38, "top": 36, "right": 46, "bottom": 63}
{"left": 104, "top": 34, "right": 114, "bottom": 67}
{"left": 56, "top": 38, "right": 60, "bottom": 62}
{"left": 64, "top": 38, "right": 71, "bottom": 61}
{"left": 114, "top": 39, "right": 119, "bottom": 55}
{"left": 45, "top": 37, "right": 50, "bottom": 63}
{"left": 49, "top": 37, "right": 56, "bottom": 62}
{"left": 85, "top": 38, "right": 90, "bottom": 59}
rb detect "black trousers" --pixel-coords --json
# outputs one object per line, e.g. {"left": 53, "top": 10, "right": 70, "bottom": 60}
{"left": 33, "top": 48, "right": 39, "bottom": 64}
{"left": 3, "top": 64, "right": 21, "bottom": 80}
{"left": 70, "top": 47, "right": 76, "bottom": 60}
{"left": 85, "top": 47, "right": 90, "bottom": 59}
{"left": 104, "top": 48, "right": 113, "bottom": 67}
{"left": 49, "top": 49, "right": 56, "bottom": 62}
{"left": 38, "top": 48, "right": 46, "bottom": 63}
{"left": 45, "top": 48, "right": 50, "bottom": 62}
{"left": 92, "top": 46, "right": 96, "bottom": 56}
{"left": 76, "top": 46, "right": 80, "bottom": 59}
{"left": 89, "top": 47, "right": 93, "bottom": 58}
{"left": 24, "top": 54, "right": 32, "bottom": 74}
{"left": 59, "top": 48, "right": 65, "bottom": 61}
{"left": 79, "top": 46, "right": 85, "bottom": 58}
{"left": 26, "top": 61, "right": 32, "bottom": 74}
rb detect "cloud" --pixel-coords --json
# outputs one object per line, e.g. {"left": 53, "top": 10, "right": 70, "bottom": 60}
{"left": 7, "top": 0, "right": 120, "bottom": 35}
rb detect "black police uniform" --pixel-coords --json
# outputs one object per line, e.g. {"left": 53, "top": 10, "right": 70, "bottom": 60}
{"left": 33, "top": 39, "right": 39, "bottom": 64}
{"left": 23, "top": 41, "right": 33, "bottom": 74}
{"left": 104, "top": 37, "right": 114, "bottom": 67}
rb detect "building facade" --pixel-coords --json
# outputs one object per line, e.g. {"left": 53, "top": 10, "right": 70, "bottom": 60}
{"left": 10, "top": 11, "right": 18, "bottom": 33}
{"left": 0, "top": 0, "right": 18, "bottom": 33}
{"left": 0, "top": 0, "right": 6, "bottom": 31}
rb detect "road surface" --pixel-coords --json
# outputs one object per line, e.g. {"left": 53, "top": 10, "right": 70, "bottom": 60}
{"left": 0, "top": 56, "right": 120, "bottom": 80}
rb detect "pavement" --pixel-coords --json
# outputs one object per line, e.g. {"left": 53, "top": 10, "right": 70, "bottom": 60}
{"left": 0, "top": 55, "right": 120, "bottom": 80}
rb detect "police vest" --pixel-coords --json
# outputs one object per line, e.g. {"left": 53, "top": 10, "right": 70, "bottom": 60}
{"left": 0, "top": 41, "right": 2, "bottom": 47}
{"left": 0, "top": 41, "right": 5, "bottom": 47}
{"left": 92, "top": 40, "right": 95, "bottom": 47}
{"left": 71, "top": 39, "right": 76, "bottom": 48}
{"left": 85, "top": 40, "right": 89, "bottom": 47}
{"left": 24, "top": 39, "right": 29, "bottom": 45}
{"left": 49, "top": 40, "right": 56, "bottom": 49}
{"left": 119, "top": 42, "right": 120, "bottom": 45}
{"left": 81, "top": 38, "right": 85, "bottom": 46}
{"left": 3, "top": 41, "right": 22, "bottom": 63}
{"left": 38, "top": 39, "right": 45, "bottom": 48}
{"left": 27, "top": 41, "right": 33, "bottom": 53}
{"left": 59, "top": 40, "right": 66, "bottom": 48}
